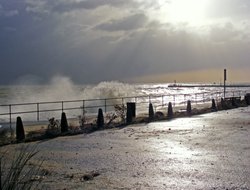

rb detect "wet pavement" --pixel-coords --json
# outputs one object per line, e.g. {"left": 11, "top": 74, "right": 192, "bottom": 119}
{"left": 2, "top": 107, "right": 250, "bottom": 189}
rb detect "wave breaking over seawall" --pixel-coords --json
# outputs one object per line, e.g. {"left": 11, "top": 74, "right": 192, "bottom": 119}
{"left": 0, "top": 77, "right": 137, "bottom": 122}
{"left": 2, "top": 77, "right": 137, "bottom": 104}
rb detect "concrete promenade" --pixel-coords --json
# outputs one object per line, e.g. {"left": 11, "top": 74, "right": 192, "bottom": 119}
{"left": 1, "top": 106, "right": 250, "bottom": 189}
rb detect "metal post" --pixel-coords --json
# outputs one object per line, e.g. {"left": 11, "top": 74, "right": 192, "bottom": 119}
{"left": 173, "top": 95, "right": 176, "bottom": 107}
{"left": 104, "top": 99, "right": 107, "bottom": 113}
{"left": 224, "top": 69, "right": 227, "bottom": 98}
{"left": 82, "top": 100, "right": 85, "bottom": 116}
{"left": 37, "top": 103, "right": 39, "bottom": 121}
{"left": 62, "top": 101, "right": 64, "bottom": 112}
{"left": 9, "top": 105, "right": 12, "bottom": 131}
{"left": 162, "top": 95, "right": 164, "bottom": 107}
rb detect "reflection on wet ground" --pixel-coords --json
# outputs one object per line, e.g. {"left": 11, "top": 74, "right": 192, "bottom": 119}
{"left": 1, "top": 107, "right": 250, "bottom": 189}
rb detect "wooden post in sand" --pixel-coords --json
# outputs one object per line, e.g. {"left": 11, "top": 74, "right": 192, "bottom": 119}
{"left": 126, "top": 102, "right": 136, "bottom": 124}
{"left": 187, "top": 100, "right": 192, "bottom": 115}
{"left": 97, "top": 108, "right": 104, "bottom": 128}
{"left": 148, "top": 103, "right": 154, "bottom": 121}
{"left": 167, "top": 102, "right": 173, "bottom": 119}
{"left": 245, "top": 93, "right": 250, "bottom": 105}
{"left": 16, "top": 116, "right": 25, "bottom": 141}
{"left": 61, "top": 112, "right": 68, "bottom": 133}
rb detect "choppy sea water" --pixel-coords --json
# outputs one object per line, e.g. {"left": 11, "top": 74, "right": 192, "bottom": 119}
{"left": 0, "top": 81, "right": 250, "bottom": 126}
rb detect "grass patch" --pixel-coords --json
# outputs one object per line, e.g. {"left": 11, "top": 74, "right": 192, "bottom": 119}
{"left": 0, "top": 145, "right": 44, "bottom": 190}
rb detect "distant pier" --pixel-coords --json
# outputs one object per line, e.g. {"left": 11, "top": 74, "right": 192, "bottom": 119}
{"left": 168, "top": 84, "right": 250, "bottom": 88}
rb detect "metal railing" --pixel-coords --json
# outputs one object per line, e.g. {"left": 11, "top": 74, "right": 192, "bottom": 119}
{"left": 0, "top": 90, "right": 248, "bottom": 128}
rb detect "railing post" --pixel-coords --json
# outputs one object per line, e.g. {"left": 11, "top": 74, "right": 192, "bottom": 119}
{"left": 173, "top": 95, "right": 176, "bottom": 107}
{"left": 162, "top": 95, "right": 164, "bottom": 107}
{"left": 104, "top": 99, "right": 107, "bottom": 113}
{"left": 37, "top": 103, "right": 39, "bottom": 121}
{"left": 82, "top": 100, "right": 85, "bottom": 115}
{"left": 62, "top": 101, "right": 64, "bottom": 112}
{"left": 9, "top": 104, "right": 12, "bottom": 131}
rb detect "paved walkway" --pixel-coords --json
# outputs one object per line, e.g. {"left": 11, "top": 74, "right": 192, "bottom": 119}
{"left": 2, "top": 107, "right": 250, "bottom": 189}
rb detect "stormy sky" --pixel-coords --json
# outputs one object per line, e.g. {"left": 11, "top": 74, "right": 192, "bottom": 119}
{"left": 1, "top": 0, "right": 250, "bottom": 84}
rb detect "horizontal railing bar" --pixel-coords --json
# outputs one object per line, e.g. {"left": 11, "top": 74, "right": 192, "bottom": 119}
{"left": 0, "top": 90, "right": 248, "bottom": 125}
{"left": 0, "top": 90, "right": 240, "bottom": 107}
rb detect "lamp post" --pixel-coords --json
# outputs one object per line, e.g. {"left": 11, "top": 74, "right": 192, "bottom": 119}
{"left": 224, "top": 69, "right": 227, "bottom": 98}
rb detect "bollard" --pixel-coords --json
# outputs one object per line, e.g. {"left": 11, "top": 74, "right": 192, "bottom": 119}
{"left": 186, "top": 100, "right": 192, "bottom": 115}
{"left": 126, "top": 102, "right": 136, "bottom": 124}
{"left": 16, "top": 116, "right": 25, "bottom": 141}
{"left": 97, "top": 108, "right": 104, "bottom": 128}
{"left": 167, "top": 102, "right": 173, "bottom": 118}
{"left": 221, "top": 98, "right": 226, "bottom": 109}
{"left": 211, "top": 99, "right": 217, "bottom": 111}
{"left": 148, "top": 103, "right": 154, "bottom": 121}
{"left": 61, "top": 112, "right": 69, "bottom": 133}
{"left": 245, "top": 93, "right": 250, "bottom": 105}
{"left": 231, "top": 97, "right": 237, "bottom": 107}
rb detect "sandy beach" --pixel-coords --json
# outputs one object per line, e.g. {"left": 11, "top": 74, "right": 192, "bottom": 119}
{"left": 1, "top": 106, "right": 250, "bottom": 189}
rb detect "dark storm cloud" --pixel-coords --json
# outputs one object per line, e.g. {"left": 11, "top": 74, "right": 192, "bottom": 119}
{"left": 53, "top": 0, "right": 136, "bottom": 12}
{"left": 0, "top": 3, "right": 18, "bottom": 17}
{"left": 25, "top": 0, "right": 137, "bottom": 15}
{"left": 1, "top": 0, "right": 250, "bottom": 84}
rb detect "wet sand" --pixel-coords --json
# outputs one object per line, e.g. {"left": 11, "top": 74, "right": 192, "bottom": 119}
{"left": 1, "top": 106, "right": 250, "bottom": 189}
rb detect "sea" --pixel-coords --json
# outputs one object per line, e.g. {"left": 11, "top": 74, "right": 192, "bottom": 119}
{"left": 0, "top": 79, "right": 250, "bottom": 127}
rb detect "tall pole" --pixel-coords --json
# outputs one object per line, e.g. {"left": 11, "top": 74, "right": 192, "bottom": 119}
{"left": 224, "top": 69, "right": 227, "bottom": 98}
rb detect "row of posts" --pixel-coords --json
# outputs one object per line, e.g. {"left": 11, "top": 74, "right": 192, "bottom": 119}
{"left": 15, "top": 93, "right": 250, "bottom": 142}
{"left": 127, "top": 93, "right": 250, "bottom": 123}
{"left": 16, "top": 112, "right": 69, "bottom": 142}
